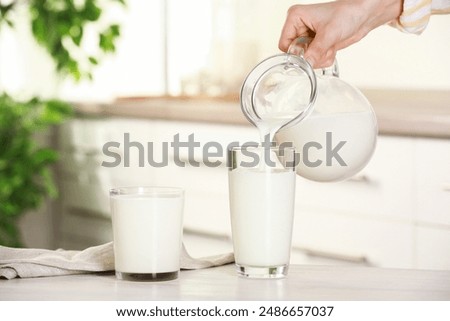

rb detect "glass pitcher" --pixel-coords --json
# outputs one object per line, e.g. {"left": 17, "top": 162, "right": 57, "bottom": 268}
{"left": 240, "top": 37, "right": 378, "bottom": 182}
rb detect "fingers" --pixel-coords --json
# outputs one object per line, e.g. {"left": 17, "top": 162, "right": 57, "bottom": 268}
{"left": 305, "top": 51, "right": 336, "bottom": 69}
{"left": 278, "top": 5, "right": 334, "bottom": 68}
{"left": 280, "top": 29, "right": 336, "bottom": 68}
{"left": 304, "top": 37, "right": 336, "bottom": 68}
{"left": 278, "top": 5, "right": 311, "bottom": 52}
{"left": 278, "top": 22, "right": 298, "bottom": 52}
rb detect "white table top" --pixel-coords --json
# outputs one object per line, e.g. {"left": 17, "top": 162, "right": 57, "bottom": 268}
{"left": 1, "top": 264, "right": 450, "bottom": 301}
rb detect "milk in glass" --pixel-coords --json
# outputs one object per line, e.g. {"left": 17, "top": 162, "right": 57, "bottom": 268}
{"left": 229, "top": 168, "right": 295, "bottom": 267}
{"left": 111, "top": 193, "right": 183, "bottom": 275}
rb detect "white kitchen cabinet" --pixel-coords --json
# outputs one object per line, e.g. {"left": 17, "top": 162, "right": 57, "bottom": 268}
{"left": 58, "top": 118, "right": 116, "bottom": 153}
{"left": 289, "top": 136, "right": 416, "bottom": 268}
{"left": 414, "top": 138, "right": 450, "bottom": 270}
{"left": 292, "top": 209, "right": 415, "bottom": 268}
{"left": 295, "top": 136, "right": 416, "bottom": 222}
{"left": 416, "top": 226, "right": 450, "bottom": 270}
{"left": 415, "top": 138, "right": 450, "bottom": 227}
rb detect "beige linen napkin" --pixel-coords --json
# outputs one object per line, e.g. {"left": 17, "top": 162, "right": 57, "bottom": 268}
{"left": 0, "top": 242, "right": 234, "bottom": 280}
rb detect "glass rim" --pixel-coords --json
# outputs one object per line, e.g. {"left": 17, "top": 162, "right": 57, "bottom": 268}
{"left": 110, "top": 186, "right": 184, "bottom": 197}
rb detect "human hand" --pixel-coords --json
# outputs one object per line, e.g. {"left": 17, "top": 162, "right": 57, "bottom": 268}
{"left": 278, "top": 0, "right": 403, "bottom": 68}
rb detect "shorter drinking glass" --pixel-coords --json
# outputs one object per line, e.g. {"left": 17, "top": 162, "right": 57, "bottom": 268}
{"left": 228, "top": 146, "right": 296, "bottom": 278}
{"left": 110, "top": 186, "right": 184, "bottom": 281}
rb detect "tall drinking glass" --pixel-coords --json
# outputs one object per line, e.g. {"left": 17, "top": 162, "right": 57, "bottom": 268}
{"left": 110, "top": 186, "right": 184, "bottom": 281}
{"left": 228, "top": 146, "right": 296, "bottom": 278}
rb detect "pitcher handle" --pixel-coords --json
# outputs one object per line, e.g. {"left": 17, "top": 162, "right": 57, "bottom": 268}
{"left": 288, "top": 37, "right": 339, "bottom": 77}
{"left": 287, "top": 36, "right": 313, "bottom": 57}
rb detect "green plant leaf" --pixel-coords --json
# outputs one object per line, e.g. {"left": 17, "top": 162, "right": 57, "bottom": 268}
{"left": 0, "top": 3, "right": 15, "bottom": 19}
{"left": 84, "top": 0, "right": 102, "bottom": 21}
{"left": 70, "top": 25, "right": 83, "bottom": 46}
{"left": 32, "top": 148, "right": 59, "bottom": 166}
{"left": 99, "top": 32, "right": 116, "bottom": 52}
{"left": 31, "top": 15, "right": 47, "bottom": 44}
{"left": 5, "top": 18, "right": 14, "bottom": 28}
{"left": 110, "top": 24, "right": 120, "bottom": 37}
{"left": 88, "top": 56, "right": 98, "bottom": 65}
{"left": 42, "top": 100, "right": 73, "bottom": 122}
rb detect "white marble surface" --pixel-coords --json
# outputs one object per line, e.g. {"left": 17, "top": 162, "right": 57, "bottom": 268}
{"left": 1, "top": 264, "right": 450, "bottom": 301}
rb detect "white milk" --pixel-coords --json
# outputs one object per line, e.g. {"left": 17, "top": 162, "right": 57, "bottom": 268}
{"left": 229, "top": 169, "right": 296, "bottom": 266}
{"left": 257, "top": 111, "right": 302, "bottom": 143}
{"left": 111, "top": 194, "right": 184, "bottom": 273}
{"left": 276, "top": 111, "right": 377, "bottom": 182}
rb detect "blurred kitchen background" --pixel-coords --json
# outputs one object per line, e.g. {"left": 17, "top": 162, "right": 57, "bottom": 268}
{"left": 1, "top": 0, "right": 449, "bottom": 270}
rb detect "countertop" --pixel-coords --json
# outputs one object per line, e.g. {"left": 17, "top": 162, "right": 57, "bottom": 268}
{"left": 2, "top": 264, "right": 450, "bottom": 300}
{"left": 74, "top": 89, "right": 450, "bottom": 139}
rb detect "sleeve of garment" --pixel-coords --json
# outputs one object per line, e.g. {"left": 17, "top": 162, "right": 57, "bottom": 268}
{"left": 391, "top": 0, "right": 450, "bottom": 34}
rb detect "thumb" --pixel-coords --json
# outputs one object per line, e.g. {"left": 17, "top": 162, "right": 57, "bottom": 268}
{"left": 303, "top": 47, "right": 319, "bottom": 69}
{"left": 304, "top": 38, "right": 335, "bottom": 69}
{"left": 303, "top": 53, "right": 316, "bottom": 69}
